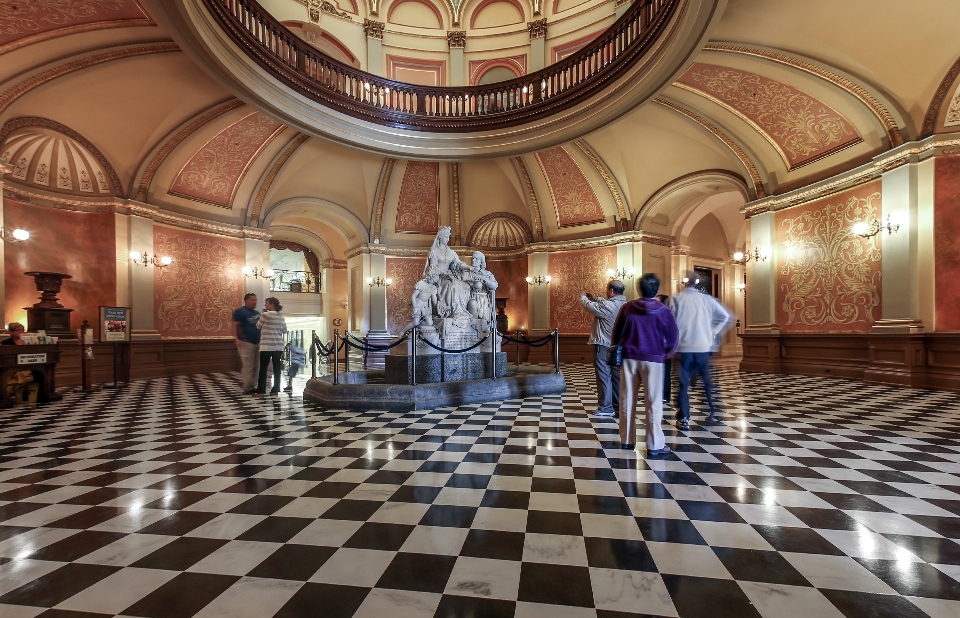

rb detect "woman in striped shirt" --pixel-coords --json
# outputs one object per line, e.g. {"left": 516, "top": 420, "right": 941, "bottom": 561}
{"left": 255, "top": 297, "right": 288, "bottom": 396}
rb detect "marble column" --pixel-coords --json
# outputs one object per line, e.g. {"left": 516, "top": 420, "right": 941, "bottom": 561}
{"left": 744, "top": 211, "right": 778, "bottom": 332}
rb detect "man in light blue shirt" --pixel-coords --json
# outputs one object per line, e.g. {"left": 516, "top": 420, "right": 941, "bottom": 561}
{"left": 580, "top": 280, "right": 627, "bottom": 417}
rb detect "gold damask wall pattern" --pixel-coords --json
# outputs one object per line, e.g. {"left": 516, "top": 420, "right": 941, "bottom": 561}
{"left": 676, "top": 63, "right": 860, "bottom": 169}
{"left": 536, "top": 147, "right": 605, "bottom": 228}
{"left": 154, "top": 229, "right": 242, "bottom": 336}
{"left": 396, "top": 161, "right": 440, "bottom": 234}
{"left": 548, "top": 248, "right": 615, "bottom": 333}
{"left": 169, "top": 112, "right": 284, "bottom": 208}
{"left": 0, "top": 0, "right": 148, "bottom": 51}
{"left": 777, "top": 186, "right": 881, "bottom": 331}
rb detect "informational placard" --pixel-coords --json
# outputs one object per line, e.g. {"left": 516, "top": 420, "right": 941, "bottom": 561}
{"left": 100, "top": 306, "right": 131, "bottom": 342}
{"left": 18, "top": 353, "right": 47, "bottom": 365}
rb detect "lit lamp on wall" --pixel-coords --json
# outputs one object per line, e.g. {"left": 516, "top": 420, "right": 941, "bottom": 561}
{"left": 606, "top": 267, "right": 635, "bottom": 280}
{"left": 732, "top": 247, "right": 769, "bottom": 264}
{"left": 241, "top": 266, "right": 274, "bottom": 278}
{"left": 526, "top": 275, "right": 552, "bottom": 286}
{"left": 853, "top": 214, "right": 899, "bottom": 238}
{"left": 366, "top": 276, "right": 392, "bottom": 287}
{"left": 2, "top": 228, "right": 30, "bottom": 242}
{"left": 735, "top": 282, "right": 746, "bottom": 295}
{"left": 130, "top": 251, "right": 172, "bottom": 268}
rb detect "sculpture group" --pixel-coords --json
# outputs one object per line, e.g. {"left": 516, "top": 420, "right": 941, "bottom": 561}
{"left": 408, "top": 226, "right": 499, "bottom": 350}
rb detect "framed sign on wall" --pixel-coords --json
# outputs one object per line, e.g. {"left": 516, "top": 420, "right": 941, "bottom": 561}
{"left": 100, "top": 307, "right": 131, "bottom": 342}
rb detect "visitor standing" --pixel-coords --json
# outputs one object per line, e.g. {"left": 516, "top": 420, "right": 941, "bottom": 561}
{"left": 579, "top": 280, "right": 627, "bottom": 417}
{"left": 232, "top": 293, "right": 261, "bottom": 394}
{"left": 256, "top": 297, "right": 288, "bottom": 396}
{"left": 670, "top": 272, "right": 734, "bottom": 429}
{"left": 611, "top": 274, "right": 678, "bottom": 454}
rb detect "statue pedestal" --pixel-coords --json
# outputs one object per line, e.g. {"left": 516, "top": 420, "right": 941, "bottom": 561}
{"left": 385, "top": 352, "right": 507, "bottom": 384}
{"left": 25, "top": 308, "right": 74, "bottom": 339}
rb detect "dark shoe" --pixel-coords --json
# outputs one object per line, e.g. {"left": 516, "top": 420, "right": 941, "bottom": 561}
{"left": 647, "top": 447, "right": 672, "bottom": 457}
{"left": 676, "top": 419, "right": 689, "bottom": 431}
{"left": 253, "top": 392, "right": 266, "bottom": 398}
{"left": 621, "top": 443, "right": 635, "bottom": 450}
{"left": 242, "top": 389, "right": 256, "bottom": 395}
{"left": 593, "top": 409, "right": 616, "bottom": 417}
{"left": 283, "top": 386, "right": 293, "bottom": 392}
{"left": 703, "top": 415, "right": 725, "bottom": 425}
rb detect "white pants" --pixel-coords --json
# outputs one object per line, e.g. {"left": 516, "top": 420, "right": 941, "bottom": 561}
{"left": 238, "top": 341, "right": 260, "bottom": 391}
{"left": 619, "top": 359, "right": 665, "bottom": 450}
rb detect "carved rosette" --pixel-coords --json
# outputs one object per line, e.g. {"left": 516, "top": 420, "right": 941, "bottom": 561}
{"left": 447, "top": 31, "right": 466, "bottom": 49}
{"left": 363, "top": 19, "right": 384, "bottom": 40}
{"left": 527, "top": 19, "right": 547, "bottom": 40}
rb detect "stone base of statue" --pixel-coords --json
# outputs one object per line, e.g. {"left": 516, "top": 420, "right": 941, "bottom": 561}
{"left": 303, "top": 365, "right": 566, "bottom": 411}
{"left": 384, "top": 352, "right": 506, "bottom": 384}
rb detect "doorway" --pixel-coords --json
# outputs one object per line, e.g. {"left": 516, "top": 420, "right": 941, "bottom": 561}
{"left": 693, "top": 266, "right": 720, "bottom": 298}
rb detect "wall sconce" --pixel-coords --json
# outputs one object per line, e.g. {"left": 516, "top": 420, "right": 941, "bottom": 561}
{"left": 853, "top": 215, "right": 899, "bottom": 238}
{"left": 2, "top": 227, "right": 30, "bottom": 242}
{"left": 526, "top": 275, "right": 551, "bottom": 286}
{"left": 732, "top": 247, "right": 769, "bottom": 264}
{"left": 606, "top": 267, "right": 635, "bottom": 280}
{"left": 130, "top": 251, "right": 172, "bottom": 268}
{"left": 241, "top": 266, "right": 274, "bottom": 278}
{"left": 735, "top": 282, "right": 746, "bottom": 294}
{"left": 341, "top": 300, "right": 349, "bottom": 309}
{"left": 366, "top": 276, "right": 392, "bottom": 287}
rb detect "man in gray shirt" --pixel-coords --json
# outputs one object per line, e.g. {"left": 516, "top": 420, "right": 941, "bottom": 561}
{"left": 580, "top": 280, "right": 627, "bottom": 417}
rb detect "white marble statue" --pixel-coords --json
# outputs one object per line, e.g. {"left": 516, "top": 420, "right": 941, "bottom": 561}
{"left": 467, "top": 251, "right": 498, "bottom": 331}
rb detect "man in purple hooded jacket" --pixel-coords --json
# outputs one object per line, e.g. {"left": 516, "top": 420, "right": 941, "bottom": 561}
{"left": 611, "top": 273, "right": 679, "bottom": 454}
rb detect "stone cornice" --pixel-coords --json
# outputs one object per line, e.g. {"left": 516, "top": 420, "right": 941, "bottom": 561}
{"left": 1, "top": 182, "right": 270, "bottom": 241}
{"left": 740, "top": 133, "right": 960, "bottom": 216}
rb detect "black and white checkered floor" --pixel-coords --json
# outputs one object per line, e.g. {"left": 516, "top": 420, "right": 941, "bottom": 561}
{"left": 1, "top": 364, "right": 960, "bottom": 618}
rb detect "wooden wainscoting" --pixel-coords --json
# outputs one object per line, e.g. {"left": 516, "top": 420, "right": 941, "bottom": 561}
{"left": 740, "top": 332, "right": 960, "bottom": 392}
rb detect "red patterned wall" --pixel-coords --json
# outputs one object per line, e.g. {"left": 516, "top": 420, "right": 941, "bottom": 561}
{"left": 0, "top": 0, "right": 147, "bottom": 49}
{"left": 153, "top": 226, "right": 242, "bottom": 337}
{"left": 385, "top": 257, "right": 424, "bottom": 335}
{"left": 396, "top": 161, "right": 440, "bottom": 233}
{"left": 3, "top": 200, "right": 117, "bottom": 336}
{"left": 485, "top": 258, "right": 528, "bottom": 332}
{"left": 935, "top": 156, "right": 960, "bottom": 331}
{"left": 548, "top": 247, "right": 616, "bottom": 333}
{"left": 776, "top": 182, "right": 882, "bottom": 332}
{"left": 676, "top": 63, "right": 860, "bottom": 169}
{"left": 536, "top": 147, "right": 605, "bottom": 228}
{"left": 169, "top": 112, "right": 282, "bottom": 208}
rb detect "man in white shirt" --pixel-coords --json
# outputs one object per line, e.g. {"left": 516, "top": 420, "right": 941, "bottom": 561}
{"left": 669, "top": 272, "right": 734, "bottom": 429}
{"left": 580, "top": 280, "right": 627, "bottom": 417}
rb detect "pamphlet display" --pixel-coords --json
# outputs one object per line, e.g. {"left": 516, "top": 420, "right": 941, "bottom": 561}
{"left": 100, "top": 307, "right": 131, "bottom": 342}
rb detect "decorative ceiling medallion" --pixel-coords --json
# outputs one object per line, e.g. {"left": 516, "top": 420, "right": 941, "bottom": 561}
{"left": 396, "top": 161, "right": 440, "bottom": 234}
{"left": 676, "top": 63, "right": 861, "bottom": 169}
{"left": 169, "top": 112, "right": 284, "bottom": 208}
{"left": 535, "top": 146, "right": 605, "bottom": 228}
{"left": 0, "top": 119, "right": 121, "bottom": 197}
{"left": 466, "top": 212, "right": 533, "bottom": 249}
{"left": 0, "top": 0, "right": 148, "bottom": 50}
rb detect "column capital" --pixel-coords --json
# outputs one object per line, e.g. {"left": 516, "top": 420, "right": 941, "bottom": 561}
{"left": 363, "top": 18, "right": 385, "bottom": 40}
{"left": 446, "top": 30, "right": 466, "bottom": 48}
{"left": 527, "top": 19, "right": 547, "bottom": 40}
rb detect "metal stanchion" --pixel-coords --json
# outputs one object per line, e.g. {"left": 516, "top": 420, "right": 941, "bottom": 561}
{"left": 333, "top": 329, "right": 340, "bottom": 385}
{"left": 516, "top": 331, "right": 521, "bottom": 366}
{"left": 439, "top": 335, "right": 445, "bottom": 383}
{"left": 553, "top": 328, "right": 560, "bottom": 374}
{"left": 410, "top": 327, "right": 418, "bottom": 386}
{"left": 344, "top": 333, "right": 350, "bottom": 373}
{"left": 490, "top": 327, "right": 497, "bottom": 379}
{"left": 310, "top": 330, "right": 317, "bottom": 379}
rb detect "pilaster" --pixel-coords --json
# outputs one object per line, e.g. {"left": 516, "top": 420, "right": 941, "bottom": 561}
{"left": 128, "top": 215, "right": 161, "bottom": 340}
{"left": 363, "top": 19, "right": 384, "bottom": 76}
{"left": 744, "top": 211, "right": 778, "bottom": 333}
{"left": 527, "top": 20, "right": 546, "bottom": 72}
{"left": 242, "top": 237, "right": 270, "bottom": 308}
{"left": 447, "top": 31, "right": 466, "bottom": 86}
{"left": 529, "top": 252, "right": 550, "bottom": 331}
{"left": 0, "top": 162, "right": 10, "bottom": 328}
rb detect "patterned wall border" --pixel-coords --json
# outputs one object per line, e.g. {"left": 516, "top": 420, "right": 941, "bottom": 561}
{"left": 0, "top": 43, "right": 181, "bottom": 116}
{"left": 372, "top": 158, "right": 396, "bottom": 243}
{"left": 0, "top": 17, "right": 155, "bottom": 55}
{"left": 704, "top": 43, "right": 904, "bottom": 147}
{"left": 513, "top": 156, "right": 544, "bottom": 241}
{"left": 573, "top": 139, "right": 628, "bottom": 229}
{"left": 921, "top": 53, "right": 960, "bottom": 137}
{"left": 249, "top": 132, "right": 310, "bottom": 225}
{"left": 0, "top": 116, "right": 125, "bottom": 198}
{"left": 655, "top": 97, "right": 766, "bottom": 199}
{"left": 136, "top": 99, "right": 245, "bottom": 201}
{"left": 465, "top": 211, "right": 534, "bottom": 247}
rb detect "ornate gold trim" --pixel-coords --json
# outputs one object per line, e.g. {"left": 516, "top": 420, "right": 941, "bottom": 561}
{"left": 573, "top": 140, "right": 628, "bottom": 228}
{"left": 372, "top": 158, "right": 395, "bottom": 243}
{"left": 514, "top": 156, "right": 545, "bottom": 242}
{"left": 0, "top": 18, "right": 156, "bottom": 55}
{"left": 249, "top": 133, "right": 310, "bottom": 226}
{"left": 0, "top": 43, "right": 180, "bottom": 116}
{"left": 324, "top": 259, "right": 347, "bottom": 269}
{"left": 450, "top": 162, "right": 462, "bottom": 245}
{"left": 704, "top": 43, "right": 904, "bottom": 147}
{"left": 136, "top": 99, "right": 245, "bottom": 202}
{"left": 655, "top": 98, "right": 766, "bottom": 198}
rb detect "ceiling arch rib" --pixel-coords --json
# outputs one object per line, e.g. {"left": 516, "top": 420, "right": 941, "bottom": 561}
{"left": 248, "top": 133, "right": 311, "bottom": 226}
{"left": 921, "top": 52, "right": 960, "bottom": 137}
{"left": 634, "top": 168, "right": 749, "bottom": 235}
{"left": 263, "top": 196, "right": 371, "bottom": 246}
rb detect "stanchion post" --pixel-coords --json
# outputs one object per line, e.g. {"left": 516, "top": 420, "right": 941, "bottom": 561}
{"left": 516, "top": 331, "right": 521, "bottom": 366}
{"left": 490, "top": 328, "right": 497, "bottom": 379}
{"left": 333, "top": 329, "right": 340, "bottom": 385}
{"left": 410, "top": 327, "right": 418, "bottom": 386}
{"left": 310, "top": 330, "right": 317, "bottom": 379}
{"left": 553, "top": 328, "right": 560, "bottom": 374}
{"left": 439, "top": 335, "right": 445, "bottom": 383}
{"left": 344, "top": 333, "right": 350, "bottom": 373}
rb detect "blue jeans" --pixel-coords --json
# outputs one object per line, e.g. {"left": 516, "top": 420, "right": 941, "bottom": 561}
{"left": 677, "top": 352, "right": 717, "bottom": 420}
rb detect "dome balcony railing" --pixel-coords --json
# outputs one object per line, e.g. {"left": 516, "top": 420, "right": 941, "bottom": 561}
{"left": 209, "top": 0, "right": 678, "bottom": 131}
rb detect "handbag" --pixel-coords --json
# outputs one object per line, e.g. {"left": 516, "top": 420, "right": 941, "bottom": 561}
{"left": 606, "top": 345, "right": 622, "bottom": 367}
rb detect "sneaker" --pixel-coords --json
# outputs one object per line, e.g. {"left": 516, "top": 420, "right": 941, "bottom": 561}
{"left": 283, "top": 386, "right": 293, "bottom": 392}
{"left": 703, "top": 414, "right": 725, "bottom": 425}
{"left": 621, "top": 443, "right": 636, "bottom": 450}
{"left": 593, "top": 409, "right": 616, "bottom": 417}
{"left": 662, "top": 401, "right": 672, "bottom": 410}
{"left": 647, "top": 447, "right": 672, "bottom": 457}
{"left": 676, "top": 419, "right": 689, "bottom": 431}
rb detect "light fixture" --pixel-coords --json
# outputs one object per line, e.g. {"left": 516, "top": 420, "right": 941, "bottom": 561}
{"left": 130, "top": 251, "right": 173, "bottom": 268}
{"left": 606, "top": 267, "right": 635, "bottom": 280}
{"left": 735, "top": 282, "right": 746, "bottom": 293}
{"left": 366, "top": 276, "right": 392, "bottom": 287}
{"left": 526, "top": 275, "right": 552, "bottom": 286}
{"left": 732, "top": 247, "right": 769, "bottom": 264}
{"left": 853, "top": 214, "right": 899, "bottom": 238}
{"left": 341, "top": 300, "right": 349, "bottom": 309}
{"left": 241, "top": 266, "right": 274, "bottom": 278}
{"left": 2, "top": 227, "right": 30, "bottom": 242}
